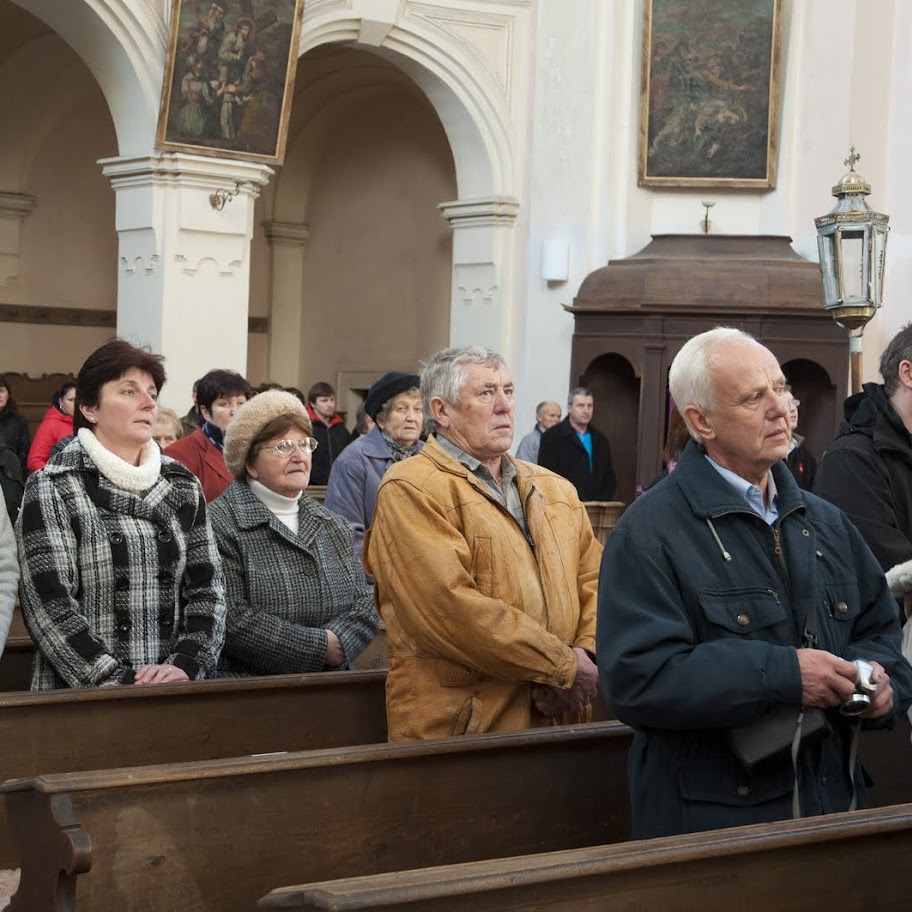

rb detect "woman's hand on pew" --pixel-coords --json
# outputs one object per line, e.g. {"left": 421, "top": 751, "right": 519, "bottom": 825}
{"left": 134, "top": 664, "right": 191, "bottom": 685}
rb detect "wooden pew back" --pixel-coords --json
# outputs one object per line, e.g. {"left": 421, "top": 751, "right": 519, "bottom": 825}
{"left": 0, "top": 670, "right": 387, "bottom": 868}
{"left": 4, "top": 722, "right": 632, "bottom": 912}
{"left": 258, "top": 802, "right": 912, "bottom": 911}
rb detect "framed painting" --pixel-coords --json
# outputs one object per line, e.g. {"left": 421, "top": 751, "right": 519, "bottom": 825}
{"left": 638, "top": 0, "right": 782, "bottom": 190}
{"left": 156, "top": 0, "right": 306, "bottom": 165}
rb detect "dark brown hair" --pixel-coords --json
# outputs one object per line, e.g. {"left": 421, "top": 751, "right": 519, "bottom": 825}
{"left": 196, "top": 369, "right": 252, "bottom": 414}
{"left": 0, "top": 373, "right": 19, "bottom": 419}
{"left": 73, "top": 339, "right": 166, "bottom": 433}
{"left": 306, "top": 381, "right": 335, "bottom": 404}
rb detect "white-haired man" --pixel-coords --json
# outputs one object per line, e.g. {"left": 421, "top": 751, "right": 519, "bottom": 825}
{"left": 514, "top": 400, "right": 562, "bottom": 463}
{"left": 365, "top": 346, "right": 601, "bottom": 741}
{"left": 597, "top": 327, "right": 912, "bottom": 838}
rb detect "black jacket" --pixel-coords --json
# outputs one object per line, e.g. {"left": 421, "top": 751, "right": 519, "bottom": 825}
{"left": 537, "top": 417, "right": 616, "bottom": 501}
{"left": 785, "top": 434, "right": 817, "bottom": 491}
{"left": 0, "top": 412, "right": 29, "bottom": 476}
{"left": 307, "top": 408, "right": 352, "bottom": 487}
{"left": 814, "top": 382, "right": 912, "bottom": 576}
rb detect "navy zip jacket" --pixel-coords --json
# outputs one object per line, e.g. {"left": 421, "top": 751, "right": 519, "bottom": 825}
{"left": 597, "top": 440, "right": 912, "bottom": 838}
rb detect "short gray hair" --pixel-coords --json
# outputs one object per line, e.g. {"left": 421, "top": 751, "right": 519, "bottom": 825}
{"left": 567, "top": 386, "right": 592, "bottom": 406}
{"left": 668, "top": 327, "right": 758, "bottom": 440}
{"left": 420, "top": 347, "right": 506, "bottom": 420}
{"left": 879, "top": 322, "right": 912, "bottom": 397}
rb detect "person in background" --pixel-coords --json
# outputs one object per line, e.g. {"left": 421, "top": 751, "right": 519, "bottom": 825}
{"left": 351, "top": 401, "right": 375, "bottom": 440}
{"left": 784, "top": 386, "right": 816, "bottom": 490}
{"left": 153, "top": 407, "right": 183, "bottom": 450}
{"left": 514, "top": 400, "right": 561, "bottom": 463}
{"left": 0, "top": 503, "right": 19, "bottom": 655}
{"left": 325, "top": 372, "right": 423, "bottom": 560}
{"left": 598, "top": 327, "right": 911, "bottom": 838}
{"left": 635, "top": 406, "right": 690, "bottom": 497}
{"left": 180, "top": 378, "right": 202, "bottom": 438}
{"left": 305, "top": 381, "right": 352, "bottom": 485}
{"left": 538, "top": 387, "right": 616, "bottom": 501}
{"left": 814, "top": 323, "right": 912, "bottom": 590}
{"left": 17, "top": 339, "right": 226, "bottom": 689}
{"left": 365, "top": 346, "right": 601, "bottom": 741}
{"left": 209, "top": 390, "right": 379, "bottom": 676}
{"left": 165, "top": 368, "right": 251, "bottom": 501}
{"left": 0, "top": 373, "right": 30, "bottom": 475}
{"left": 27, "top": 382, "right": 76, "bottom": 472}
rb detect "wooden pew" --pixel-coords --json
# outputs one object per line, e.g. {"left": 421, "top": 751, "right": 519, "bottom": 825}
{"left": 0, "top": 635, "right": 34, "bottom": 692}
{"left": 257, "top": 802, "right": 912, "bottom": 911}
{"left": 3, "top": 721, "right": 633, "bottom": 912}
{"left": 0, "top": 669, "right": 387, "bottom": 868}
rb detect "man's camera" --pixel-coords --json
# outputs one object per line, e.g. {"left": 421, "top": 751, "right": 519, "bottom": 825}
{"left": 840, "top": 659, "right": 877, "bottom": 716}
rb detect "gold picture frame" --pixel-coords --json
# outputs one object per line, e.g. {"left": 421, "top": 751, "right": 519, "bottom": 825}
{"left": 638, "top": 0, "right": 782, "bottom": 190}
{"left": 156, "top": 0, "right": 305, "bottom": 165}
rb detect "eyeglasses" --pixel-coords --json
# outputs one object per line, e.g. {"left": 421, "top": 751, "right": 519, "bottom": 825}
{"left": 261, "top": 437, "right": 319, "bottom": 457}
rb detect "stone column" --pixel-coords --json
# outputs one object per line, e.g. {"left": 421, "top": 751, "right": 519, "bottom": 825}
{"left": 0, "top": 192, "right": 37, "bottom": 289}
{"left": 439, "top": 196, "right": 520, "bottom": 357}
{"left": 100, "top": 152, "right": 272, "bottom": 409}
{"left": 262, "top": 220, "right": 310, "bottom": 386}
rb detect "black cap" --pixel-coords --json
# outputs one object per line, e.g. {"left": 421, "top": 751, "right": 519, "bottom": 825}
{"left": 364, "top": 371, "right": 420, "bottom": 420}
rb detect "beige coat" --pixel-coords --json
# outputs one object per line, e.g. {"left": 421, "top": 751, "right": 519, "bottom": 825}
{"left": 364, "top": 436, "right": 601, "bottom": 741}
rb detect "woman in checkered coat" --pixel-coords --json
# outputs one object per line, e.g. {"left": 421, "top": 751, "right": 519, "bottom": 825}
{"left": 16, "top": 340, "right": 226, "bottom": 689}
{"left": 209, "top": 390, "right": 379, "bottom": 676}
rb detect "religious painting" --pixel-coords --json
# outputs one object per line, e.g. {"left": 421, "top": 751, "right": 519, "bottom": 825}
{"left": 638, "top": 0, "right": 782, "bottom": 189}
{"left": 156, "top": 0, "right": 305, "bottom": 165}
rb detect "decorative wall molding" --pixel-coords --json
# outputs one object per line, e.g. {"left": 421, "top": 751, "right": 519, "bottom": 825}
{"left": 262, "top": 221, "right": 311, "bottom": 247}
{"left": 0, "top": 192, "right": 37, "bottom": 220}
{"left": 0, "top": 303, "right": 268, "bottom": 334}
{"left": 439, "top": 196, "right": 520, "bottom": 228}
{"left": 0, "top": 303, "right": 115, "bottom": 327}
{"left": 409, "top": 3, "right": 515, "bottom": 98}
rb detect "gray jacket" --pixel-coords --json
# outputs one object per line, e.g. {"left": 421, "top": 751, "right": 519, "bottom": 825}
{"left": 0, "top": 503, "right": 18, "bottom": 654}
{"left": 514, "top": 425, "right": 543, "bottom": 463}
{"left": 17, "top": 439, "right": 226, "bottom": 689}
{"left": 209, "top": 480, "right": 379, "bottom": 676}
{"left": 324, "top": 427, "right": 423, "bottom": 559}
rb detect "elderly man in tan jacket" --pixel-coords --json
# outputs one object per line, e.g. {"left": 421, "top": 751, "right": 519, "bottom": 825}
{"left": 364, "top": 346, "right": 601, "bottom": 741}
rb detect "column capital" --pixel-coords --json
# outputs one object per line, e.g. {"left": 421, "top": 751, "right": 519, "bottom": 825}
{"left": 438, "top": 196, "right": 520, "bottom": 228}
{"left": 262, "top": 220, "right": 311, "bottom": 246}
{"left": 0, "top": 192, "right": 36, "bottom": 221}
{"left": 99, "top": 151, "right": 273, "bottom": 198}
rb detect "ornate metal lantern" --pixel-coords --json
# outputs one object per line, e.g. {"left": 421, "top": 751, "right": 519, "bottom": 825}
{"left": 814, "top": 148, "right": 889, "bottom": 393}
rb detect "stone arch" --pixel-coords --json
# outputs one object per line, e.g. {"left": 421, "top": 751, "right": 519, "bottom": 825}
{"left": 297, "top": 11, "right": 514, "bottom": 202}
{"left": 9, "top": 0, "right": 166, "bottom": 154}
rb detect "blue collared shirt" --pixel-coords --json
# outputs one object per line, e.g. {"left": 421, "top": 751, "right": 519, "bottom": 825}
{"left": 705, "top": 455, "right": 780, "bottom": 526}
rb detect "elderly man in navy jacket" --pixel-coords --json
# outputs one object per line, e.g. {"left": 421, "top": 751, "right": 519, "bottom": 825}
{"left": 597, "top": 327, "right": 912, "bottom": 839}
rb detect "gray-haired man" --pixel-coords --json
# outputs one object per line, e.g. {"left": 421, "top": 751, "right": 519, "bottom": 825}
{"left": 365, "top": 346, "right": 601, "bottom": 741}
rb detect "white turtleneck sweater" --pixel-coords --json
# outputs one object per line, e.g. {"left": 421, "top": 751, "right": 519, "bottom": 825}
{"left": 249, "top": 478, "right": 301, "bottom": 534}
{"left": 77, "top": 427, "right": 161, "bottom": 493}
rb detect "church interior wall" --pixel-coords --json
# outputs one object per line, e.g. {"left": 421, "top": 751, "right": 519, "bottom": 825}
{"left": 1, "top": 0, "right": 910, "bottom": 427}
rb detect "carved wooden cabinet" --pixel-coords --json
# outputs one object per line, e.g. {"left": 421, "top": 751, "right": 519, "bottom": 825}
{"left": 567, "top": 235, "right": 848, "bottom": 503}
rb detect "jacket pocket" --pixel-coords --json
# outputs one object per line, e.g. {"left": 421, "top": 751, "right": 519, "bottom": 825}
{"left": 698, "top": 587, "right": 787, "bottom": 635}
{"left": 453, "top": 693, "right": 483, "bottom": 736}
{"left": 471, "top": 536, "right": 494, "bottom": 596}
{"left": 436, "top": 658, "right": 485, "bottom": 687}
{"left": 678, "top": 760, "right": 793, "bottom": 832}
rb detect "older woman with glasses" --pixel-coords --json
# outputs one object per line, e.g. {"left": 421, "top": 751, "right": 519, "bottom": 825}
{"left": 208, "top": 390, "right": 379, "bottom": 676}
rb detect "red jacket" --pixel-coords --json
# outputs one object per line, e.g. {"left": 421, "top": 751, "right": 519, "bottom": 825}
{"left": 164, "top": 428, "right": 232, "bottom": 502}
{"left": 27, "top": 407, "right": 73, "bottom": 472}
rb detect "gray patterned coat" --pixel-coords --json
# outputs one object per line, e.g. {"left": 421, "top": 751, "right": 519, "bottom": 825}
{"left": 16, "top": 439, "right": 226, "bottom": 689}
{"left": 209, "top": 480, "right": 379, "bottom": 676}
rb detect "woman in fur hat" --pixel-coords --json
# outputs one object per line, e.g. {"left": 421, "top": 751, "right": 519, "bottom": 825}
{"left": 209, "top": 390, "right": 379, "bottom": 676}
